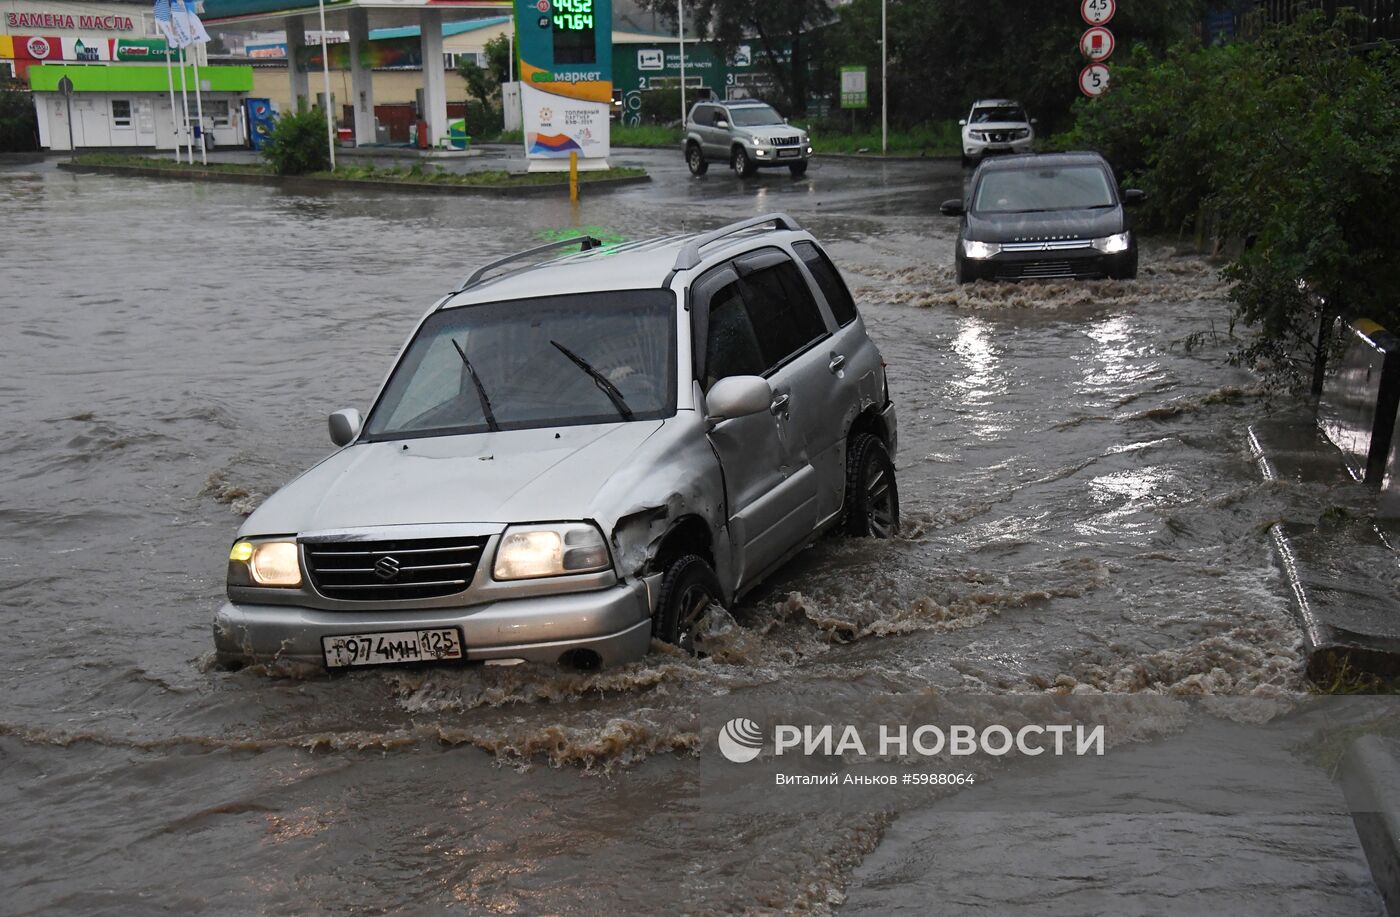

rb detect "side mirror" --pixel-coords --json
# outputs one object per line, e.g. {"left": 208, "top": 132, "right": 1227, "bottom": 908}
{"left": 328, "top": 408, "right": 362, "bottom": 447}
{"left": 940, "top": 198, "right": 965, "bottom": 216}
{"left": 1122, "top": 188, "right": 1146, "bottom": 206}
{"left": 958, "top": 119, "right": 967, "bottom": 126}
{"left": 705, "top": 375, "right": 771, "bottom": 424}
{"left": 714, "top": 118, "right": 729, "bottom": 129}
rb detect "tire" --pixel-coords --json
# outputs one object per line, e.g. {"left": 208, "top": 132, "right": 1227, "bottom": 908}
{"left": 1111, "top": 248, "right": 1139, "bottom": 280}
{"left": 732, "top": 146, "right": 756, "bottom": 178}
{"left": 653, "top": 554, "right": 725, "bottom": 654}
{"left": 789, "top": 160, "right": 808, "bottom": 177}
{"left": 686, "top": 143, "right": 708, "bottom": 176}
{"left": 843, "top": 433, "right": 899, "bottom": 538}
{"left": 955, "top": 254, "right": 976, "bottom": 285}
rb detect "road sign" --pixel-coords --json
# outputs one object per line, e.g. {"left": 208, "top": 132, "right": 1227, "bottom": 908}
{"left": 1079, "top": 26, "right": 1115, "bottom": 61}
{"left": 1081, "top": 0, "right": 1116, "bottom": 26}
{"left": 840, "top": 66, "right": 868, "bottom": 109}
{"left": 56, "top": 75, "right": 74, "bottom": 96}
{"left": 1079, "top": 63, "right": 1111, "bottom": 97}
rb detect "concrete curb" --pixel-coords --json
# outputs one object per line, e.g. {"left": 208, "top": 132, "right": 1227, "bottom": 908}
{"left": 1339, "top": 735, "right": 1400, "bottom": 915}
{"left": 57, "top": 161, "right": 652, "bottom": 197}
{"left": 1248, "top": 423, "right": 1400, "bottom": 681}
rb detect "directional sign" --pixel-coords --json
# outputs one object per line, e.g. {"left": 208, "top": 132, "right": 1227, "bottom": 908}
{"left": 1079, "top": 63, "right": 1111, "bottom": 97}
{"left": 1080, "top": 26, "right": 1115, "bottom": 61}
{"left": 1081, "top": 0, "right": 1116, "bottom": 26}
{"left": 56, "top": 74, "right": 74, "bottom": 96}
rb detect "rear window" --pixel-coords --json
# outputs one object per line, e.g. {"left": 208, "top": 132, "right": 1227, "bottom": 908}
{"left": 792, "top": 241, "right": 858, "bottom": 326}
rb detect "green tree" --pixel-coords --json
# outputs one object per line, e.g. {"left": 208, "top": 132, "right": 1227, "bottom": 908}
{"left": 456, "top": 57, "right": 493, "bottom": 106}
{"left": 0, "top": 82, "right": 38, "bottom": 152}
{"left": 1064, "top": 11, "right": 1400, "bottom": 385}
{"left": 637, "top": 0, "right": 836, "bottom": 116}
{"left": 484, "top": 34, "right": 512, "bottom": 85}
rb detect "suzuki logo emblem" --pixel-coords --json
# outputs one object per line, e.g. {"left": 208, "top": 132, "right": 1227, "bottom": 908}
{"left": 374, "top": 556, "right": 401, "bottom": 581}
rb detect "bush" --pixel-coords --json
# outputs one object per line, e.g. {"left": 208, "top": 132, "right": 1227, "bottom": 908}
{"left": 459, "top": 100, "right": 500, "bottom": 141}
{"left": 0, "top": 83, "right": 38, "bottom": 152}
{"left": 261, "top": 106, "right": 333, "bottom": 175}
{"left": 1062, "top": 11, "right": 1400, "bottom": 386}
{"left": 638, "top": 88, "right": 684, "bottom": 126}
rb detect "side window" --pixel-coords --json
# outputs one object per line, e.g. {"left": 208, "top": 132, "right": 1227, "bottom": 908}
{"left": 704, "top": 281, "right": 766, "bottom": 388}
{"left": 691, "top": 105, "right": 710, "bottom": 127}
{"left": 792, "top": 241, "right": 858, "bottom": 326}
{"left": 738, "top": 258, "right": 828, "bottom": 370}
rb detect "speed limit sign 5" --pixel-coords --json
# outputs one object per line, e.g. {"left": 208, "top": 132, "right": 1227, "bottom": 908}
{"left": 1081, "top": 0, "right": 1115, "bottom": 25}
{"left": 1079, "top": 63, "right": 1111, "bottom": 97}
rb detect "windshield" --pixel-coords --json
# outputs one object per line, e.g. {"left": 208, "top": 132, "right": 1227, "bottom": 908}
{"left": 364, "top": 290, "right": 676, "bottom": 441}
{"left": 729, "top": 104, "right": 784, "bottom": 126}
{"left": 972, "top": 165, "right": 1115, "bottom": 214}
{"left": 971, "top": 106, "right": 1027, "bottom": 124}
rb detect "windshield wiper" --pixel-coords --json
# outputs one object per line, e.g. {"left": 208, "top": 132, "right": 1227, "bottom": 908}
{"left": 450, "top": 337, "right": 500, "bottom": 432}
{"left": 550, "top": 340, "right": 634, "bottom": 422}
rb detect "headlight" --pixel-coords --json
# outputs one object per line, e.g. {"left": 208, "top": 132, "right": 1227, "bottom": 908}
{"left": 962, "top": 239, "right": 1002, "bottom": 259}
{"left": 1092, "top": 232, "right": 1131, "bottom": 254}
{"left": 229, "top": 539, "right": 302, "bottom": 587}
{"left": 492, "top": 523, "right": 610, "bottom": 580}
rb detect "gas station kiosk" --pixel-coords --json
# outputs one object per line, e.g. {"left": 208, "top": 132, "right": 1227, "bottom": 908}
{"left": 515, "top": 0, "right": 611, "bottom": 171}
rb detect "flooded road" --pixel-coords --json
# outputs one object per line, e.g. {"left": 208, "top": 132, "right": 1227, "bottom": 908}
{"left": 0, "top": 149, "right": 1388, "bottom": 914}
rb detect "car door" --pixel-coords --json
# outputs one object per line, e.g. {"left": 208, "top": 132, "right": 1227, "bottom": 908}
{"left": 791, "top": 240, "right": 877, "bottom": 520}
{"left": 694, "top": 262, "right": 814, "bottom": 590}
{"left": 698, "top": 105, "right": 722, "bottom": 158}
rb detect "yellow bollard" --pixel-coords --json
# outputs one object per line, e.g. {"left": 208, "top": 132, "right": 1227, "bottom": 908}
{"left": 569, "top": 151, "right": 578, "bottom": 204}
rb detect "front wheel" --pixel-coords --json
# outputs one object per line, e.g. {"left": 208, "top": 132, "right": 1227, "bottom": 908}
{"left": 653, "top": 554, "right": 725, "bottom": 654}
{"left": 955, "top": 254, "right": 977, "bottom": 285}
{"left": 789, "top": 160, "right": 809, "bottom": 177}
{"left": 732, "top": 146, "right": 756, "bottom": 178}
{"left": 843, "top": 433, "right": 899, "bottom": 537}
{"left": 686, "top": 143, "right": 708, "bottom": 176}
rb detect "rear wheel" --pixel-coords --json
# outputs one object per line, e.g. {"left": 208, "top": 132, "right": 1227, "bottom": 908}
{"left": 653, "top": 554, "right": 724, "bottom": 654}
{"left": 686, "top": 143, "right": 708, "bottom": 176}
{"left": 732, "top": 146, "right": 756, "bottom": 178}
{"left": 843, "top": 433, "right": 899, "bottom": 538}
{"left": 789, "top": 160, "right": 809, "bottom": 177}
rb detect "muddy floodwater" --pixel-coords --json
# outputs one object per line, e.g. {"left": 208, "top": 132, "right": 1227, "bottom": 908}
{"left": 1, "top": 150, "right": 1389, "bottom": 914}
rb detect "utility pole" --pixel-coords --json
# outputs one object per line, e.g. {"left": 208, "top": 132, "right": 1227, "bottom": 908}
{"left": 881, "top": 0, "right": 887, "bottom": 154}
{"left": 678, "top": 0, "right": 687, "bottom": 124}
{"left": 317, "top": 0, "right": 335, "bottom": 170}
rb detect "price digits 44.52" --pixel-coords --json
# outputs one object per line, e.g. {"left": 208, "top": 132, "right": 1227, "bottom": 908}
{"left": 553, "top": 0, "right": 593, "bottom": 30}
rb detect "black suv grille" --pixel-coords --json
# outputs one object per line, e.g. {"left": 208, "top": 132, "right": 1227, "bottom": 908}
{"left": 993, "top": 260, "right": 1103, "bottom": 281}
{"left": 771, "top": 136, "right": 800, "bottom": 146}
{"left": 304, "top": 536, "right": 489, "bottom": 601}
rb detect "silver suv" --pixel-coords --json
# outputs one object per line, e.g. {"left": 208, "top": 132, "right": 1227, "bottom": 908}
{"left": 684, "top": 99, "right": 812, "bottom": 177}
{"left": 216, "top": 214, "right": 898, "bottom": 671}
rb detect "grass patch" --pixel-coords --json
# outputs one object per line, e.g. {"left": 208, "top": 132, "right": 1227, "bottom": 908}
{"left": 612, "top": 123, "right": 682, "bottom": 148}
{"left": 323, "top": 163, "right": 645, "bottom": 186}
{"left": 804, "top": 120, "right": 963, "bottom": 157}
{"left": 75, "top": 152, "right": 269, "bottom": 174}
{"left": 1309, "top": 655, "right": 1400, "bottom": 695}
{"left": 74, "top": 153, "right": 645, "bottom": 187}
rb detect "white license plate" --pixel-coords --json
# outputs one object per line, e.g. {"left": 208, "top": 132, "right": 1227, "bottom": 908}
{"left": 778, "top": 148, "right": 800, "bottom": 158}
{"left": 321, "top": 628, "right": 463, "bottom": 668}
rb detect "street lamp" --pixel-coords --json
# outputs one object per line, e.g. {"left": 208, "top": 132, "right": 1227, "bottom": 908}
{"left": 678, "top": 0, "right": 686, "bottom": 124}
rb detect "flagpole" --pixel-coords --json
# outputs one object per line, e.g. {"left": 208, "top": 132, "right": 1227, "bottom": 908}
{"left": 317, "top": 0, "right": 335, "bottom": 170}
{"left": 191, "top": 40, "right": 207, "bottom": 164}
{"left": 177, "top": 45, "right": 192, "bottom": 162}
{"left": 163, "top": 40, "right": 179, "bottom": 160}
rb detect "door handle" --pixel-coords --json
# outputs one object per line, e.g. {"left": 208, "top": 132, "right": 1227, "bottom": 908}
{"left": 769, "top": 393, "right": 790, "bottom": 416}
{"left": 828, "top": 354, "right": 846, "bottom": 374}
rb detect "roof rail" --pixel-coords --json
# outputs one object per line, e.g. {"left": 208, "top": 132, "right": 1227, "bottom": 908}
{"left": 455, "top": 235, "right": 602, "bottom": 293}
{"left": 671, "top": 213, "right": 802, "bottom": 272}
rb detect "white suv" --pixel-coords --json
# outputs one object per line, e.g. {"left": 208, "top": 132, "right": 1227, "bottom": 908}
{"left": 215, "top": 215, "right": 898, "bottom": 671}
{"left": 960, "top": 99, "right": 1035, "bottom": 167}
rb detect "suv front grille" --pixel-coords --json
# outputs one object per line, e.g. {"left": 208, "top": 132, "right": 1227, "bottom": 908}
{"left": 771, "top": 136, "right": 800, "bottom": 146}
{"left": 304, "top": 536, "right": 489, "bottom": 601}
{"left": 993, "top": 259, "right": 1103, "bottom": 281}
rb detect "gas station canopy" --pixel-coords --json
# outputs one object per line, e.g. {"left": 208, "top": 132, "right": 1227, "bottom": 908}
{"left": 202, "top": 1, "right": 510, "bottom": 31}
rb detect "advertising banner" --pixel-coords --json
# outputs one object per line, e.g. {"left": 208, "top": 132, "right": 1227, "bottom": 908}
{"left": 296, "top": 36, "right": 421, "bottom": 72}
{"left": 515, "top": 0, "right": 612, "bottom": 169}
